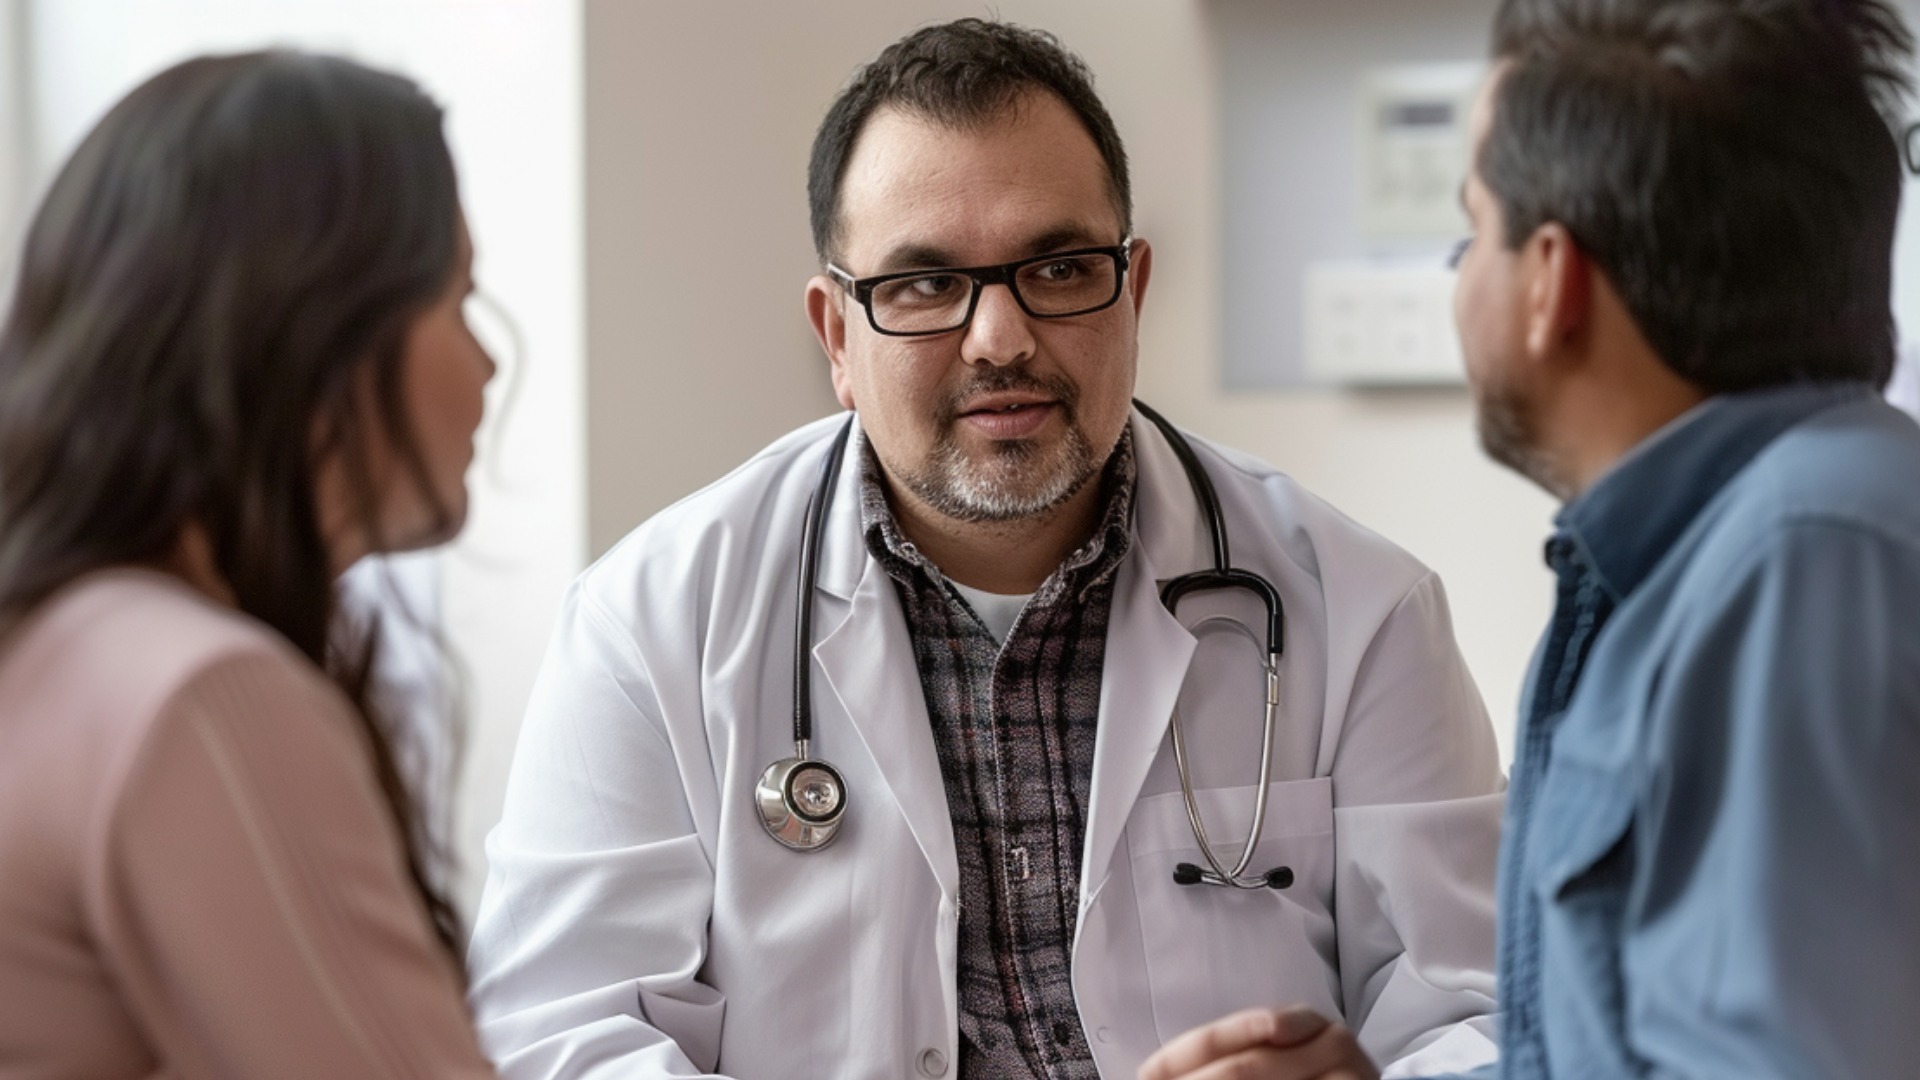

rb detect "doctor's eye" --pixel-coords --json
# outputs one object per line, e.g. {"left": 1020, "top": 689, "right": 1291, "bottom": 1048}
{"left": 877, "top": 273, "right": 968, "bottom": 308}
{"left": 1032, "top": 257, "right": 1088, "bottom": 283}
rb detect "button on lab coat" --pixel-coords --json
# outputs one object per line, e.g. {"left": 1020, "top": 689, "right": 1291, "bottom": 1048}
{"left": 468, "top": 410, "right": 1505, "bottom": 1079}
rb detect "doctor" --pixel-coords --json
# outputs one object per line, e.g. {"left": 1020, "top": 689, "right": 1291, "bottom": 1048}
{"left": 468, "top": 19, "right": 1503, "bottom": 1080}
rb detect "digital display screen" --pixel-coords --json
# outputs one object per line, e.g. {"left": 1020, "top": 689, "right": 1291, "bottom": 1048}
{"left": 1381, "top": 101, "right": 1455, "bottom": 129}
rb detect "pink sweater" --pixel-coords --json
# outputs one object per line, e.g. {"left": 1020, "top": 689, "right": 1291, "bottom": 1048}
{"left": 0, "top": 570, "right": 494, "bottom": 1078}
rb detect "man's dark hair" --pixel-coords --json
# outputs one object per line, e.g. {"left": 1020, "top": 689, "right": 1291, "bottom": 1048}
{"left": 1484, "top": 0, "right": 1913, "bottom": 390}
{"left": 807, "top": 18, "right": 1131, "bottom": 264}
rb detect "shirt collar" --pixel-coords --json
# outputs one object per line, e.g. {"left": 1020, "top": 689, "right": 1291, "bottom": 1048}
{"left": 1555, "top": 380, "right": 1876, "bottom": 599}
{"left": 858, "top": 427, "right": 1137, "bottom": 602}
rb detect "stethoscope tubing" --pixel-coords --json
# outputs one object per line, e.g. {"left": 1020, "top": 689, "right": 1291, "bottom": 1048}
{"left": 790, "top": 416, "right": 856, "bottom": 753}
{"left": 771, "top": 403, "right": 1291, "bottom": 890}
{"left": 1134, "top": 401, "right": 1291, "bottom": 889}
{"left": 1169, "top": 617, "right": 1281, "bottom": 888}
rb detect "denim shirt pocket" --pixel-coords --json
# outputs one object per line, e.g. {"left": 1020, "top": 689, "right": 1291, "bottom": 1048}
{"left": 1530, "top": 753, "right": 1637, "bottom": 900}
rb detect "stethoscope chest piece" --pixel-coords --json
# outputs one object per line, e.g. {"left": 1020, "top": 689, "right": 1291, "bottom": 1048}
{"left": 755, "top": 756, "right": 848, "bottom": 851}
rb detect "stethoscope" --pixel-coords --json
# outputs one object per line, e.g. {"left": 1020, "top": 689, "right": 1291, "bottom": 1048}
{"left": 755, "top": 401, "right": 1295, "bottom": 891}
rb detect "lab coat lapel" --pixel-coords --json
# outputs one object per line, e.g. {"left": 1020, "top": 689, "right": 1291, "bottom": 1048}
{"left": 815, "top": 562, "right": 958, "bottom": 900}
{"left": 1081, "top": 413, "right": 1202, "bottom": 904}
{"left": 811, "top": 418, "right": 959, "bottom": 903}
{"left": 808, "top": 415, "right": 959, "bottom": 1044}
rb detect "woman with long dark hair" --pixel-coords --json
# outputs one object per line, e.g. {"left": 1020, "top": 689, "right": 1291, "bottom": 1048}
{"left": 0, "top": 51, "right": 499, "bottom": 1074}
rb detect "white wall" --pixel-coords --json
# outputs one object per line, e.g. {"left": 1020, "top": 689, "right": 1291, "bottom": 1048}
{"left": 1889, "top": 1, "right": 1920, "bottom": 344}
{"left": 19, "top": 0, "right": 586, "bottom": 914}
{"left": 582, "top": 0, "right": 1553, "bottom": 759}
{"left": 0, "top": 0, "right": 28, "bottom": 270}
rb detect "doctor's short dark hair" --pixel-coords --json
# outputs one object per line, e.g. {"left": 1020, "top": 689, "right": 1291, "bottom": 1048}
{"left": 1482, "top": 0, "right": 1913, "bottom": 391}
{"left": 807, "top": 18, "right": 1132, "bottom": 264}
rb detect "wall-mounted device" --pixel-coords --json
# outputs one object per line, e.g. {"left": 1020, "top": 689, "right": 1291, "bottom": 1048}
{"left": 1216, "top": 0, "right": 1495, "bottom": 388}
{"left": 1358, "top": 61, "right": 1484, "bottom": 241}
{"left": 1303, "top": 261, "right": 1464, "bottom": 386}
{"left": 1296, "top": 61, "right": 1483, "bottom": 387}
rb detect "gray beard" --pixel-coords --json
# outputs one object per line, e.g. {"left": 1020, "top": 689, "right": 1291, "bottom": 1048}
{"left": 899, "top": 419, "right": 1100, "bottom": 523}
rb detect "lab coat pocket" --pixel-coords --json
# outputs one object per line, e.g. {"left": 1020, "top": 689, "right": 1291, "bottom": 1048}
{"left": 1125, "top": 777, "right": 1340, "bottom": 1043}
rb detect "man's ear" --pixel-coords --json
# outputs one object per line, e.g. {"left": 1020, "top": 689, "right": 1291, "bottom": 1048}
{"left": 1126, "top": 238, "right": 1153, "bottom": 318}
{"left": 1523, "top": 222, "right": 1592, "bottom": 360}
{"left": 805, "top": 274, "right": 857, "bottom": 411}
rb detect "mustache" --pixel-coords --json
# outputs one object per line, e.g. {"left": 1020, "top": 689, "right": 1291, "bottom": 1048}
{"left": 935, "top": 367, "right": 1081, "bottom": 425}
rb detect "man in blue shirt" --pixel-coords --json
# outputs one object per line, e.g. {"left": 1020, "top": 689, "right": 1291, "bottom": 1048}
{"left": 1140, "top": 1, "right": 1920, "bottom": 1078}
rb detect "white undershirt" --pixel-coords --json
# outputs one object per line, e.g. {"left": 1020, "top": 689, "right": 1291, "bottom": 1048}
{"left": 947, "top": 580, "right": 1033, "bottom": 645}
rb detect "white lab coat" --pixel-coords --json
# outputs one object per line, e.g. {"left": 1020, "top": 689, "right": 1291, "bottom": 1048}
{"left": 468, "top": 410, "right": 1504, "bottom": 1080}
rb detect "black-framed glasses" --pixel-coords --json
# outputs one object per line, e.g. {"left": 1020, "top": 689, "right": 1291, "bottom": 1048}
{"left": 1905, "top": 121, "right": 1920, "bottom": 175}
{"left": 827, "top": 239, "right": 1132, "bottom": 337}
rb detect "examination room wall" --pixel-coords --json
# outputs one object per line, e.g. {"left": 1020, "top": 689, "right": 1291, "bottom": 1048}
{"left": 9, "top": 0, "right": 1920, "bottom": 924}
{"left": 583, "top": 0, "right": 1558, "bottom": 765}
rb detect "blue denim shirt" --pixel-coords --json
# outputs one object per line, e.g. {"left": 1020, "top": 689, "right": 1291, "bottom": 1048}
{"left": 1443, "top": 382, "right": 1920, "bottom": 1080}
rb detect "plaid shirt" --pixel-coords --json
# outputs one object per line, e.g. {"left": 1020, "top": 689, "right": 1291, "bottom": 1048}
{"left": 859, "top": 431, "right": 1136, "bottom": 1080}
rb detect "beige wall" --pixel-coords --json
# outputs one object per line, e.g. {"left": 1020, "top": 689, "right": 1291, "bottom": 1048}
{"left": 584, "top": 0, "right": 1557, "bottom": 755}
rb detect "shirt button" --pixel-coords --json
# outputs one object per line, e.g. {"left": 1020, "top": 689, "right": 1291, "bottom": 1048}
{"left": 917, "top": 1048, "right": 949, "bottom": 1077}
{"left": 1096, "top": 1026, "right": 1113, "bottom": 1044}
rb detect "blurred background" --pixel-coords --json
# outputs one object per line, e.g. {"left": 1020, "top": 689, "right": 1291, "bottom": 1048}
{"left": 4, "top": 0, "right": 1919, "bottom": 920}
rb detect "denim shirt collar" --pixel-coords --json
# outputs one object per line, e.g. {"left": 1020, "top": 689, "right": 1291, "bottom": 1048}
{"left": 1555, "top": 381, "right": 1877, "bottom": 601}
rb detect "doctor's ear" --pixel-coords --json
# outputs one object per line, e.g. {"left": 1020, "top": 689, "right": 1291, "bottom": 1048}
{"left": 1126, "top": 238, "right": 1153, "bottom": 317}
{"left": 805, "top": 274, "right": 857, "bottom": 411}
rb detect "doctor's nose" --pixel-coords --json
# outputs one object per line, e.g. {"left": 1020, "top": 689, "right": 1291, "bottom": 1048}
{"left": 961, "top": 283, "right": 1037, "bottom": 368}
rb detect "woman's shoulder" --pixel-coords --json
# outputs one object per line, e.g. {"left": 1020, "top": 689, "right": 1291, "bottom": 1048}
{"left": 0, "top": 569, "right": 356, "bottom": 953}
{"left": 0, "top": 569, "right": 325, "bottom": 756}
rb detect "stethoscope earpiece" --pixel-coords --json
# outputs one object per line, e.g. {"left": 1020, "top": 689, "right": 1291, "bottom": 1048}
{"left": 1172, "top": 862, "right": 1293, "bottom": 890}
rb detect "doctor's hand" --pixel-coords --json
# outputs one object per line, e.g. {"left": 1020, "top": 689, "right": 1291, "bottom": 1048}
{"left": 1137, "top": 1006, "right": 1381, "bottom": 1080}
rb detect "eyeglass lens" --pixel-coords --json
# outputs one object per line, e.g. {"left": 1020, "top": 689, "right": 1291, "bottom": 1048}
{"left": 868, "top": 252, "right": 1121, "bottom": 334}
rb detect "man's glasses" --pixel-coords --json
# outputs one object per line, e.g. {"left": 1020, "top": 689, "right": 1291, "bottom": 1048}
{"left": 827, "top": 240, "right": 1132, "bottom": 337}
